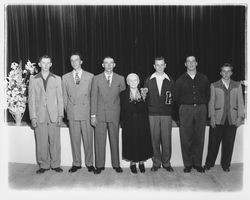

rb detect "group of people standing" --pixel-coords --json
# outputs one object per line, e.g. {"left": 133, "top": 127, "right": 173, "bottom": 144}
{"left": 28, "top": 53, "right": 245, "bottom": 175}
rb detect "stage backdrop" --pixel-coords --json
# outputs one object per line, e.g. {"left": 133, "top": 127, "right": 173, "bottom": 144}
{"left": 6, "top": 5, "right": 246, "bottom": 122}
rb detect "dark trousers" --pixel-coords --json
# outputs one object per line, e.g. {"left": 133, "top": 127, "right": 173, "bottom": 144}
{"left": 205, "top": 119, "right": 237, "bottom": 169}
{"left": 179, "top": 104, "right": 207, "bottom": 167}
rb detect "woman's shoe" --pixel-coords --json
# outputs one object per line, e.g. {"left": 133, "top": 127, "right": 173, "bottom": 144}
{"left": 139, "top": 163, "right": 145, "bottom": 173}
{"left": 130, "top": 165, "right": 137, "bottom": 174}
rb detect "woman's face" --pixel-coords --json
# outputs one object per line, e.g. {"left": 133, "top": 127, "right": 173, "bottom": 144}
{"left": 127, "top": 75, "right": 139, "bottom": 89}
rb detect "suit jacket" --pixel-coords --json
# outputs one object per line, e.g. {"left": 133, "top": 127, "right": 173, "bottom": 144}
{"left": 90, "top": 72, "right": 126, "bottom": 123}
{"left": 208, "top": 79, "right": 245, "bottom": 125}
{"left": 62, "top": 70, "right": 94, "bottom": 120}
{"left": 28, "top": 73, "right": 64, "bottom": 123}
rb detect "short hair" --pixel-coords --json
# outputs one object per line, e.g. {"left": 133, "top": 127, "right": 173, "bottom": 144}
{"left": 126, "top": 73, "right": 140, "bottom": 84}
{"left": 221, "top": 63, "right": 233, "bottom": 71}
{"left": 154, "top": 56, "right": 165, "bottom": 63}
{"left": 70, "top": 52, "right": 83, "bottom": 60}
{"left": 103, "top": 56, "right": 115, "bottom": 63}
{"left": 185, "top": 55, "right": 197, "bottom": 62}
{"left": 39, "top": 55, "right": 52, "bottom": 63}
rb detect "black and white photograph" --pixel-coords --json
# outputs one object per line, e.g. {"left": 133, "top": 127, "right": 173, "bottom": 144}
{"left": 0, "top": 0, "right": 249, "bottom": 200}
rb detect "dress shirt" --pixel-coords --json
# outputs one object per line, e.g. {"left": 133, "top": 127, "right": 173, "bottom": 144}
{"left": 150, "top": 72, "right": 170, "bottom": 96}
{"left": 104, "top": 72, "right": 113, "bottom": 86}
{"left": 72, "top": 69, "right": 83, "bottom": 84}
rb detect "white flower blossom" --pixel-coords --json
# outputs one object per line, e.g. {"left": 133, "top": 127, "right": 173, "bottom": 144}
{"left": 6, "top": 60, "right": 38, "bottom": 115}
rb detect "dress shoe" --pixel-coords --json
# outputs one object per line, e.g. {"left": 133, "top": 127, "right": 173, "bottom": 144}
{"left": 193, "top": 166, "right": 205, "bottom": 173}
{"left": 203, "top": 165, "right": 211, "bottom": 171}
{"left": 130, "top": 165, "right": 137, "bottom": 174}
{"left": 183, "top": 166, "right": 192, "bottom": 173}
{"left": 223, "top": 167, "right": 230, "bottom": 172}
{"left": 68, "top": 166, "right": 82, "bottom": 173}
{"left": 87, "top": 166, "right": 95, "bottom": 172}
{"left": 139, "top": 164, "right": 145, "bottom": 173}
{"left": 94, "top": 167, "right": 105, "bottom": 174}
{"left": 150, "top": 166, "right": 160, "bottom": 172}
{"left": 51, "top": 167, "right": 63, "bottom": 173}
{"left": 36, "top": 168, "right": 49, "bottom": 174}
{"left": 163, "top": 166, "right": 174, "bottom": 172}
{"left": 113, "top": 167, "right": 123, "bottom": 173}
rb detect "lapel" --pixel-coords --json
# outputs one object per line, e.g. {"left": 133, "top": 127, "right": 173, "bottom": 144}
{"left": 76, "top": 70, "right": 88, "bottom": 97}
{"left": 37, "top": 78, "right": 46, "bottom": 95}
{"left": 111, "top": 73, "right": 118, "bottom": 88}
{"left": 46, "top": 75, "right": 56, "bottom": 94}
{"left": 160, "top": 78, "right": 169, "bottom": 96}
{"left": 69, "top": 71, "right": 77, "bottom": 90}
{"left": 151, "top": 78, "right": 160, "bottom": 97}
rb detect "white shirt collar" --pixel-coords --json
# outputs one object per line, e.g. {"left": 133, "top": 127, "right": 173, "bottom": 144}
{"left": 104, "top": 72, "right": 113, "bottom": 79}
{"left": 73, "top": 68, "right": 83, "bottom": 77}
{"left": 150, "top": 72, "right": 170, "bottom": 81}
{"left": 222, "top": 79, "right": 230, "bottom": 89}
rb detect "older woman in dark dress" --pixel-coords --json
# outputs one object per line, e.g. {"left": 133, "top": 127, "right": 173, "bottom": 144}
{"left": 120, "top": 73, "right": 153, "bottom": 173}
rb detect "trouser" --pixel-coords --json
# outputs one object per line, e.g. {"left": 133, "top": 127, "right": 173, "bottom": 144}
{"left": 179, "top": 104, "right": 207, "bottom": 167}
{"left": 69, "top": 120, "right": 94, "bottom": 167}
{"left": 149, "top": 115, "right": 172, "bottom": 168}
{"left": 94, "top": 121, "right": 120, "bottom": 168}
{"left": 205, "top": 119, "right": 237, "bottom": 169}
{"left": 34, "top": 111, "right": 61, "bottom": 169}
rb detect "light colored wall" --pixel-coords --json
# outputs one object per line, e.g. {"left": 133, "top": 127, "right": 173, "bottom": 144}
{"left": 7, "top": 125, "right": 244, "bottom": 167}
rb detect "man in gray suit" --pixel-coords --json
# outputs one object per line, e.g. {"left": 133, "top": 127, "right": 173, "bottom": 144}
{"left": 62, "top": 52, "right": 95, "bottom": 173}
{"left": 28, "top": 55, "right": 64, "bottom": 174}
{"left": 91, "top": 56, "right": 126, "bottom": 174}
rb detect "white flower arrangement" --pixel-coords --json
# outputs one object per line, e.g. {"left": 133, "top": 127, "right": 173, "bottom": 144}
{"left": 6, "top": 60, "right": 38, "bottom": 116}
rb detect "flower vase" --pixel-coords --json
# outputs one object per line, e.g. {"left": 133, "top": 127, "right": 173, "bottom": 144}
{"left": 14, "top": 112, "right": 23, "bottom": 125}
{"left": 10, "top": 109, "right": 25, "bottom": 126}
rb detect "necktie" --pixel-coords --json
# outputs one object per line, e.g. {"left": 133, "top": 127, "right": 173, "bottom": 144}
{"left": 107, "top": 75, "right": 111, "bottom": 87}
{"left": 75, "top": 72, "right": 80, "bottom": 85}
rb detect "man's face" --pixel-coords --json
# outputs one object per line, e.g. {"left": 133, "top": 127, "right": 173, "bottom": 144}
{"left": 185, "top": 56, "right": 197, "bottom": 71}
{"left": 102, "top": 57, "right": 115, "bottom": 73}
{"left": 70, "top": 55, "right": 82, "bottom": 70}
{"left": 39, "top": 58, "right": 52, "bottom": 72}
{"left": 154, "top": 59, "right": 166, "bottom": 74}
{"left": 221, "top": 66, "right": 233, "bottom": 80}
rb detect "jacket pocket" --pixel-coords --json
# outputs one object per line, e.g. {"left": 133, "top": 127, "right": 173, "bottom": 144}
{"left": 215, "top": 107, "right": 221, "bottom": 110}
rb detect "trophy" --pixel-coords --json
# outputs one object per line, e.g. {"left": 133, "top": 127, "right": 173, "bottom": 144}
{"left": 165, "top": 91, "right": 172, "bottom": 105}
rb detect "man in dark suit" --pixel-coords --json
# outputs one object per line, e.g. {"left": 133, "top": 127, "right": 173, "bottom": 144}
{"left": 144, "top": 57, "right": 175, "bottom": 172}
{"left": 62, "top": 52, "right": 95, "bottom": 173}
{"left": 90, "top": 56, "right": 126, "bottom": 174}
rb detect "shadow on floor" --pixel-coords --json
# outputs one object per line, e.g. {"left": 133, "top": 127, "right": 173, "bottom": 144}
{"left": 8, "top": 162, "right": 243, "bottom": 191}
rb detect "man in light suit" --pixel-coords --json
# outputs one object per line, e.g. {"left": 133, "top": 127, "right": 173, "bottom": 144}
{"left": 28, "top": 55, "right": 64, "bottom": 174}
{"left": 62, "top": 52, "right": 95, "bottom": 173}
{"left": 91, "top": 56, "right": 126, "bottom": 174}
{"left": 204, "top": 63, "right": 245, "bottom": 172}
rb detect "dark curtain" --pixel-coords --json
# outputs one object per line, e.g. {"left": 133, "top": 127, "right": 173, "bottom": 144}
{"left": 6, "top": 5, "right": 246, "bottom": 123}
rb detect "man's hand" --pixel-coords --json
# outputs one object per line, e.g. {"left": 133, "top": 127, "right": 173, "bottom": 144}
{"left": 91, "top": 116, "right": 97, "bottom": 127}
{"left": 210, "top": 117, "right": 216, "bottom": 128}
{"left": 31, "top": 118, "right": 37, "bottom": 128}
{"left": 56, "top": 116, "right": 63, "bottom": 127}
{"left": 236, "top": 117, "right": 243, "bottom": 127}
